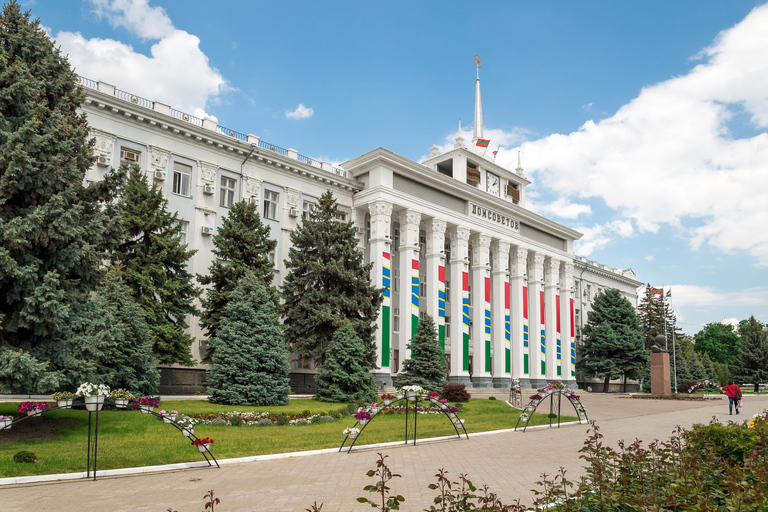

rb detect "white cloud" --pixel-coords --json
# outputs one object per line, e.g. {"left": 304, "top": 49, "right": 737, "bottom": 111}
{"left": 645, "top": 255, "right": 655, "bottom": 262}
{"left": 528, "top": 196, "right": 591, "bottom": 220}
{"left": 53, "top": 0, "right": 229, "bottom": 117}
{"left": 286, "top": 104, "right": 314, "bottom": 120}
{"left": 666, "top": 285, "right": 768, "bottom": 311}
{"left": 508, "top": 4, "right": 768, "bottom": 267}
{"left": 572, "top": 220, "right": 635, "bottom": 256}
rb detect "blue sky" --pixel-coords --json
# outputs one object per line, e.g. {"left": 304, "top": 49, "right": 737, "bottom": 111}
{"left": 24, "top": 0, "right": 768, "bottom": 335}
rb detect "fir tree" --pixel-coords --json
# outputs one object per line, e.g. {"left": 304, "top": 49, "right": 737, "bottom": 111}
{"left": 282, "top": 190, "right": 382, "bottom": 366}
{"left": 315, "top": 322, "right": 377, "bottom": 403}
{"left": 578, "top": 288, "right": 648, "bottom": 392}
{"left": 637, "top": 285, "right": 678, "bottom": 351}
{"left": 0, "top": 2, "right": 123, "bottom": 391}
{"left": 113, "top": 168, "right": 199, "bottom": 365}
{"left": 731, "top": 316, "right": 768, "bottom": 392}
{"left": 395, "top": 314, "right": 447, "bottom": 393}
{"left": 207, "top": 273, "right": 290, "bottom": 405}
{"left": 68, "top": 267, "right": 159, "bottom": 395}
{"left": 198, "top": 200, "right": 277, "bottom": 360}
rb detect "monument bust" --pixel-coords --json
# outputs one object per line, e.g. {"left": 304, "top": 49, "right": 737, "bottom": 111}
{"left": 651, "top": 334, "right": 667, "bottom": 353}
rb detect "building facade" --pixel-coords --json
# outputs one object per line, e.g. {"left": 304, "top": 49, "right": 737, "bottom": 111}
{"left": 77, "top": 66, "right": 640, "bottom": 391}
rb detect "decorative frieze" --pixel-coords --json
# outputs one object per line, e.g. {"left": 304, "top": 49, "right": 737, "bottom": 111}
{"left": 90, "top": 129, "right": 116, "bottom": 157}
{"left": 198, "top": 160, "right": 218, "bottom": 184}
{"left": 149, "top": 146, "right": 170, "bottom": 173}
{"left": 243, "top": 176, "right": 262, "bottom": 197}
{"left": 285, "top": 188, "right": 300, "bottom": 208}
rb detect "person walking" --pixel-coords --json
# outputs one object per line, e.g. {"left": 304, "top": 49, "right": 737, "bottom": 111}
{"left": 722, "top": 379, "right": 742, "bottom": 415}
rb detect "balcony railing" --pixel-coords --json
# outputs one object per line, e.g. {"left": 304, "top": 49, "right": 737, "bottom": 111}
{"left": 115, "top": 88, "right": 154, "bottom": 109}
{"left": 170, "top": 108, "right": 202, "bottom": 126}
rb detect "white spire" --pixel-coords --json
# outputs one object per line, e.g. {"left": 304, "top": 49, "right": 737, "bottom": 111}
{"left": 454, "top": 117, "right": 465, "bottom": 148}
{"left": 472, "top": 55, "right": 483, "bottom": 143}
{"left": 515, "top": 150, "right": 525, "bottom": 177}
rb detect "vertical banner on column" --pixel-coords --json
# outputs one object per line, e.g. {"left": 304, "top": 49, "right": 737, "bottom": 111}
{"left": 411, "top": 258, "right": 419, "bottom": 338}
{"left": 556, "top": 295, "right": 562, "bottom": 376}
{"left": 504, "top": 281, "right": 511, "bottom": 373}
{"left": 523, "top": 285, "right": 529, "bottom": 375}
{"left": 438, "top": 264, "right": 446, "bottom": 353}
{"left": 570, "top": 298, "right": 576, "bottom": 377}
{"left": 540, "top": 291, "right": 546, "bottom": 375}
{"left": 484, "top": 276, "right": 491, "bottom": 373}
{"left": 462, "top": 271, "right": 470, "bottom": 372}
{"left": 381, "top": 252, "right": 391, "bottom": 368}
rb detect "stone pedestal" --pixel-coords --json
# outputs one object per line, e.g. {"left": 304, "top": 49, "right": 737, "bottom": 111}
{"left": 650, "top": 352, "right": 671, "bottom": 396}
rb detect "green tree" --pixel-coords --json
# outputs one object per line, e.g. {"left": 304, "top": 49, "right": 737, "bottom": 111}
{"left": 207, "top": 273, "right": 290, "bottom": 405}
{"left": 395, "top": 314, "right": 447, "bottom": 393}
{"left": 0, "top": 2, "right": 124, "bottom": 391}
{"left": 693, "top": 322, "right": 740, "bottom": 365}
{"left": 731, "top": 316, "right": 768, "bottom": 392}
{"left": 198, "top": 200, "right": 277, "bottom": 360}
{"left": 578, "top": 288, "right": 648, "bottom": 392}
{"left": 637, "top": 286, "right": 680, "bottom": 351}
{"left": 113, "top": 168, "right": 199, "bottom": 365}
{"left": 315, "top": 322, "right": 377, "bottom": 403}
{"left": 282, "top": 190, "right": 382, "bottom": 366}
{"left": 68, "top": 267, "right": 159, "bottom": 395}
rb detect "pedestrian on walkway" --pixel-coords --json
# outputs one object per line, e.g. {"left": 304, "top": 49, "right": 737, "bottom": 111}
{"left": 722, "top": 379, "right": 742, "bottom": 415}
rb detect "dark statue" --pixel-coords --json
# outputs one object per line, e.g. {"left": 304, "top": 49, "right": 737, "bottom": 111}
{"left": 651, "top": 334, "right": 668, "bottom": 353}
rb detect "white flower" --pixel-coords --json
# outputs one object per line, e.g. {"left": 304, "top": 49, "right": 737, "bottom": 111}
{"left": 343, "top": 427, "right": 361, "bottom": 435}
{"left": 75, "top": 382, "right": 111, "bottom": 397}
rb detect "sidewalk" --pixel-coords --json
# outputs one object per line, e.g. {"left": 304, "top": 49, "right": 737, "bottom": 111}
{"left": 4, "top": 393, "right": 766, "bottom": 511}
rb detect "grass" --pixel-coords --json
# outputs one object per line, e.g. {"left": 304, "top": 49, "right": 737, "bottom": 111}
{"left": 0, "top": 399, "right": 577, "bottom": 478}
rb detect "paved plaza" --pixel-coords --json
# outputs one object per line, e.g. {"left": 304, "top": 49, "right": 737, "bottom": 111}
{"left": 4, "top": 393, "right": 767, "bottom": 511}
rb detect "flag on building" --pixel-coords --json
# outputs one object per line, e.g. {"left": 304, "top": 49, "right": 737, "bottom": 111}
{"left": 666, "top": 288, "right": 672, "bottom": 298}
{"left": 476, "top": 138, "right": 490, "bottom": 147}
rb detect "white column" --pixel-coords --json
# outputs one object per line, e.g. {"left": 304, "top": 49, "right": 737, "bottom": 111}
{"left": 368, "top": 201, "right": 393, "bottom": 387}
{"left": 398, "top": 209, "right": 421, "bottom": 363}
{"left": 560, "top": 261, "right": 576, "bottom": 386}
{"left": 509, "top": 246, "right": 529, "bottom": 387}
{"left": 448, "top": 226, "right": 471, "bottom": 386}
{"left": 426, "top": 219, "right": 447, "bottom": 354}
{"left": 491, "top": 240, "right": 511, "bottom": 388}
{"left": 350, "top": 207, "right": 366, "bottom": 254}
{"left": 470, "top": 233, "right": 492, "bottom": 387}
{"left": 545, "top": 258, "right": 560, "bottom": 382}
{"left": 527, "top": 251, "right": 546, "bottom": 388}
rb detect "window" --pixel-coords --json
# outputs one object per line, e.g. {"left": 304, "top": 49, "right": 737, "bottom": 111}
{"left": 446, "top": 280, "right": 451, "bottom": 302}
{"left": 335, "top": 211, "right": 348, "bottom": 222}
{"left": 420, "top": 276, "right": 426, "bottom": 298}
{"left": 393, "top": 308, "right": 400, "bottom": 332}
{"left": 468, "top": 285, "right": 472, "bottom": 306}
{"left": 393, "top": 269, "right": 400, "bottom": 293}
{"left": 220, "top": 176, "right": 236, "bottom": 207}
{"left": 393, "top": 228, "right": 400, "bottom": 252}
{"left": 263, "top": 190, "right": 279, "bottom": 220}
{"left": 445, "top": 317, "right": 451, "bottom": 338}
{"left": 172, "top": 162, "right": 191, "bottom": 196}
{"left": 302, "top": 200, "right": 316, "bottom": 220}
{"left": 268, "top": 249, "right": 276, "bottom": 264}
{"left": 120, "top": 147, "right": 141, "bottom": 165}
{"left": 179, "top": 220, "right": 189, "bottom": 246}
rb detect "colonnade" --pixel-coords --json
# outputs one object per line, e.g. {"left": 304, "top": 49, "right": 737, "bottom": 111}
{"left": 365, "top": 200, "right": 576, "bottom": 389}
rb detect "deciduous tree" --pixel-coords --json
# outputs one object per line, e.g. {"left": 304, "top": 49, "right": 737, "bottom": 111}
{"left": 731, "top": 316, "right": 768, "bottom": 392}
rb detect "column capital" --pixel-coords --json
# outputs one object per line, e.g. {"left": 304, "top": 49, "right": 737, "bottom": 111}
{"left": 545, "top": 258, "right": 561, "bottom": 285}
{"left": 471, "top": 233, "right": 491, "bottom": 269}
{"left": 560, "top": 261, "right": 574, "bottom": 278}
{"left": 492, "top": 240, "right": 510, "bottom": 273}
{"left": 398, "top": 208, "right": 421, "bottom": 227}
{"left": 449, "top": 225, "right": 471, "bottom": 242}
{"left": 368, "top": 200, "right": 393, "bottom": 242}
{"left": 426, "top": 218, "right": 447, "bottom": 257}
{"left": 368, "top": 200, "right": 393, "bottom": 218}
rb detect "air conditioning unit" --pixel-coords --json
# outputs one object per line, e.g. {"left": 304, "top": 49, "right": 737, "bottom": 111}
{"left": 203, "top": 184, "right": 214, "bottom": 195}
{"left": 356, "top": 227, "right": 365, "bottom": 234}
{"left": 247, "top": 196, "right": 259, "bottom": 205}
{"left": 96, "top": 155, "right": 110, "bottom": 167}
{"left": 120, "top": 148, "right": 140, "bottom": 162}
{"left": 201, "top": 226, "right": 213, "bottom": 236}
{"left": 154, "top": 170, "right": 166, "bottom": 181}
{"left": 289, "top": 207, "right": 299, "bottom": 217}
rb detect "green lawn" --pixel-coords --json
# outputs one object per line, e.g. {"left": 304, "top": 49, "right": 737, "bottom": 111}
{"left": 0, "top": 399, "right": 577, "bottom": 477}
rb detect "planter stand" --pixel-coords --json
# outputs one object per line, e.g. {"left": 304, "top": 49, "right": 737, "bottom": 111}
{"left": 514, "top": 389, "right": 589, "bottom": 432}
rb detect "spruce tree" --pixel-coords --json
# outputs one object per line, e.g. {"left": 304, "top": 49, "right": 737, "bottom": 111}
{"left": 198, "top": 200, "right": 277, "bottom": 360}
{"left": 395, "top": 314, "right": 447, "bottom": 393}
{"left": 282, "top": 190, "right": 382, "bottom": 366}
{"left": 207, "top": 273, "right": 290, "bottom": 405}
{"left": 637, "top": 285, "right": 668, "bottom": 351}
{"left": 0, "top": 1, "right": 123, "bottom": 390}
{"left": 731, "top": 316, "right": 768, "bottom": 392}
{"left": 113, "top": 168, "right": 199, "bottom": 365}
{"left": 578, "top": 288, "right": 648, "bottom": 392}
{"left": 68, "top": 267, "right": 159, "bottom": 395}
{"left": 315, "top": 322, "right": 377, "bottom": 403}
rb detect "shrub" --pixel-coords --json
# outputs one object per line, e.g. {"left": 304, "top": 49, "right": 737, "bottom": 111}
{"left": 229, "top": 415, "right": 242, "bottom": 426}
{"left": 211, "top": 418, "right": 227, "bottom": 426}
{"left": 679, "top": 380, "right": 699, "bottom": 393}
{"left": 441, "top": 384, "right": 471, "bottom": 402}
{"left": 301, "top": 409, "right": 312, "bottom": 417}
{"left": 275, "top": 413, "right": 289, "bottom": 426}
{"left": 256, "top": 418, "right": 273, "bottom": 426}
{"left": 13, "top": 451, "right": 36, "bottom": 463}
{"left": 293, "top": 418, "right": 310, "bottom": 425}
{"left": 320, "top": 415, "right": 335, "bottom": 423}
{"left": 684, "top": 421, "right": 759, "bottom": 463}
{"left": 488, "top": 396, "right": 497, "bottom": 400}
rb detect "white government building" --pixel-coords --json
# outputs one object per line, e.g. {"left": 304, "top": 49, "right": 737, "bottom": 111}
{"left": 78, "top": 59, "right": 641, "bottom": 392}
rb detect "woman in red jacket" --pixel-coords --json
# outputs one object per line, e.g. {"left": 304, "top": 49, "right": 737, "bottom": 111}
{"left": 722, "top": 379, "right": 742, "bottom": 415}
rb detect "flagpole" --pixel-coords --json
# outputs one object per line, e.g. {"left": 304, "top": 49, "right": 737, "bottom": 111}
{"left": 668, "top": 287, "right": 678, "bottom": 393}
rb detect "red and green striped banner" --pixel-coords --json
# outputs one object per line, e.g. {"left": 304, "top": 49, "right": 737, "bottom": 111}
{"left": 381, "top": 252, "right": 391, "bottom": 368}
{"left": 476, "top": 138, "right": 490, "bottom": 147}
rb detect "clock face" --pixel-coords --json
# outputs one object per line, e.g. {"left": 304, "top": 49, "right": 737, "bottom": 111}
{"left": 487, "top": 173, "right": 500, "bottom": 195}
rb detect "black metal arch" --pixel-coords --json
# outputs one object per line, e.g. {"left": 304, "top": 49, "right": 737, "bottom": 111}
{"left": 514, "top": 390, "right": 588, "bottom": 432}
{"left": 339, "top": 394, "right": 469, "bottom": 453}
{"left": 0, "top": 400, "right": 219, "bottom": 481}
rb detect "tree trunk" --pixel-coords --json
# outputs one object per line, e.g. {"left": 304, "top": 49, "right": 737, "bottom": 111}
{"left": 603, "top": 375, "right": 611, "bottom": 393}
{"left": 623, "top": 374, "right": 628, "bottom": 393}
{"left": 756, "top": 382, "right": 760, "bottom": 393}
